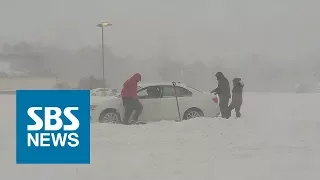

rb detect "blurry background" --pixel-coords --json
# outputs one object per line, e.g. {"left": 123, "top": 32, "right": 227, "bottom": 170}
{"left": 0, "top": 0, "right": 319, "bottom": 92}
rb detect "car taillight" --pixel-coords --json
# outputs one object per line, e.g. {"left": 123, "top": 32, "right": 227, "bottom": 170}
{"left": 91, "top": 105, "right": 97, "bottom": 111}
{"left": 212, "top": 97, "right": 219, "bottom": 103}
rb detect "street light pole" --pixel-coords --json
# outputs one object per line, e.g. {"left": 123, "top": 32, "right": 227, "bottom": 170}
{"left": 101, "top": 26, "right": 105, "bottom": 85}
{"left": 97, "top": 22, "right": 112, "bottom": 88}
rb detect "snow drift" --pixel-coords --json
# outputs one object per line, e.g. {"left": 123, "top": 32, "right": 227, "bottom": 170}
{"left": 0, "top": 93, "right": 319, "bottom": 180}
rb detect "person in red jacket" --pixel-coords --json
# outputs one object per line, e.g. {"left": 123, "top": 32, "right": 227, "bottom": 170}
{"left": 121, "top": 73, "right": 143, "bottom": 125}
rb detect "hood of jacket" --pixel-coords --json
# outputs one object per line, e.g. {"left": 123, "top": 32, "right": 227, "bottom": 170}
{"left": 233, "top": 78, "right": 244, "bottom": 87}
{"left": 121, "top": 73, "right": 141, "bottom": 98}
{"left": 215, "top": 72, "right": 226, "bottom": 80}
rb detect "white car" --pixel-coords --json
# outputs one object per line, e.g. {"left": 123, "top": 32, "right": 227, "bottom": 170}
{"left": 90, "top": 82, "right": 220, "bottom": 123}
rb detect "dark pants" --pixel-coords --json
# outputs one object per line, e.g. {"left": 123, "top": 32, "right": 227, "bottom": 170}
{"left": 228, "top": 100, "right": 242, "bottom": 118}
{"left": 219, "top": 96, "right": 230, "bottom": 118}
{"left": 122, "top": 97, "right": 143, "bottom": 125}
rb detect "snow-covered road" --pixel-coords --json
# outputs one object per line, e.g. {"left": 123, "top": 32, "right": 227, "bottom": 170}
{"left": 0, "top": 93, "right": 319, "bottom": 180}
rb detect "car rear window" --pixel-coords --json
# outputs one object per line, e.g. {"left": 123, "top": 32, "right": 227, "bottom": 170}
{"left": 186, "top": 86, "right": 204, "bottom": 93}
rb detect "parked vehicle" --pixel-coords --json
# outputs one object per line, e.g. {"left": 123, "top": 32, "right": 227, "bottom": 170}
{"left": 90, "top": 82, "right": 220, "bottom": 123}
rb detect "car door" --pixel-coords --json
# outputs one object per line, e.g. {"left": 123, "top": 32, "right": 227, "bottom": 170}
{"left": 160, "top": 85, "right": 193, "bottom": 120}
{"left": 137, "top": 86, "right": 162, "bottom": 122}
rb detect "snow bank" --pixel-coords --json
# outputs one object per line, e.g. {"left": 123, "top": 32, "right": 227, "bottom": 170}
{"left": 0, "top": 93, "right": 319, "bottom": 180}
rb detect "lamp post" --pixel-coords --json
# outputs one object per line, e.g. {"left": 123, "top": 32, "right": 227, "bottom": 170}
{"left": 96, "top": 22, "right": 112, "bottom": 88}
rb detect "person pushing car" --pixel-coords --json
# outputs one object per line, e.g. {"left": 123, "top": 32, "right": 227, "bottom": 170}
{"left": 211, "top": 72, "right": 231, "bottom": 119}
{"left": 121, "top": 73, "right": 143, "bottom": 125}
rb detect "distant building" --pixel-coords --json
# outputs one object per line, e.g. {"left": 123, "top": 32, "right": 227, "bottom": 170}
{"left": 0, "top": 52, "right": 57, "bottom": 89}
{"left": 0, "top": 52, "right": 48, "bottom": 74}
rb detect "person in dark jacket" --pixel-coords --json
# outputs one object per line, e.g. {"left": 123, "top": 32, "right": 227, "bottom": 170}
{"left": 211, "top": 72, "right": 231, "bottom": 118}
{"left": 228, "top": 78, "right": 244, "bottom": 118}
{"left": 121, "top": 73, "right": 143, "bottom": 125}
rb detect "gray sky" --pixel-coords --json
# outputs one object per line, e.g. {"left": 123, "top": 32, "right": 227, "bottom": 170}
{"left": 0, "top": 0, "right": 319, "bottom": 62}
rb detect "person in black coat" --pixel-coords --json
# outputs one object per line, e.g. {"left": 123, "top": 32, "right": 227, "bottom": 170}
{"left": 211, "top": 72, "right": 231, "bottom": 118}
{"left": 228, "top": 78, "right": 244, "bottom": 118}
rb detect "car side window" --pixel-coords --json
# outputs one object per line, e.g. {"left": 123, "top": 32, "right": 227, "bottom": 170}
{"left": 178, "top": 87, "right": 192, "bottom": 97}
{"left": 137, "top": 86, "right": 162, "bottom": 99}
{"left": 162, "top": 86, "right": 192, "bottom": 98}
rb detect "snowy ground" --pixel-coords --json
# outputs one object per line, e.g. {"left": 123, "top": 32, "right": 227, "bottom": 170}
{"left": 0, "top": 93, "right": 320, "bottom": 180}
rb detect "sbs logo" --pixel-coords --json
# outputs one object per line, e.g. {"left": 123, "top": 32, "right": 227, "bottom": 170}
{"left": 27, "top": 107, "right": 80, "bottom": 147}
{"left": 16, "top": 90, "right": 90, "bottom": 164}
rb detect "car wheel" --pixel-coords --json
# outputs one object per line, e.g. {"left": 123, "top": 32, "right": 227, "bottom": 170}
{"left": 99, "top": 110, "right": 121, "bottom": 123}
{"left": 183, "top": 108, "right": 204, "bottom": 120}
